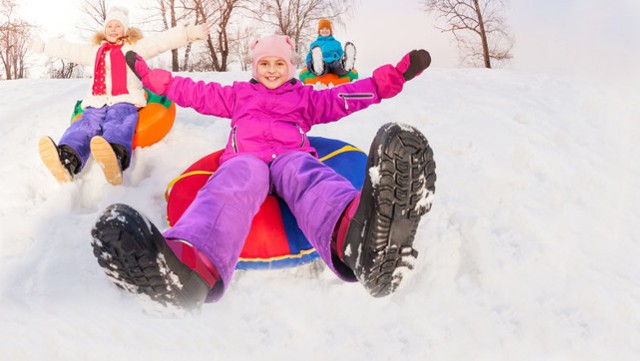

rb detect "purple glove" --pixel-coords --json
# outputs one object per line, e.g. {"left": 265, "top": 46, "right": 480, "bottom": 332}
{"left": 373, "top": 49, "right": 431, "bottom": 99}
{"left": 125, "top": 51, "right": 173, "bottom": 96}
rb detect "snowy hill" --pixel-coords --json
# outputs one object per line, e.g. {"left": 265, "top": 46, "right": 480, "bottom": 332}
{"left": 1, "top": 68, "right": 639, "bottom": 360}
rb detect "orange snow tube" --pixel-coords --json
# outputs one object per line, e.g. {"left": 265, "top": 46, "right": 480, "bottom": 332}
{"left": 298, "top": 67, "right": 358, "bottom": 87}
{"left": 70, "top": 88, "right": 176, "bottom": 148}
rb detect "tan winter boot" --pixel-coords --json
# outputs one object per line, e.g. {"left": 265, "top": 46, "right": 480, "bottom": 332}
{"left": 90, "top": 136, "right": 123, "bottom": 185}
{"left": 38, "top": 136, "right": 73, "bottom": 183}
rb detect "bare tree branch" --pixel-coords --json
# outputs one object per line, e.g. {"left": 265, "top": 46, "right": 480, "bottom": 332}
{"left": 0, "top": 0, "right": 32, "bottom": 79}
{"left": 78, "top": 0, "right": 108, "bottom": 31}
{"left": 135, "top": 0, "right": 194, "bottom": 71}
{"left": 247, "top": 0, "right": 355, "bottom": 53}
{"left": 183, "top": 0, "right": 248, "bottom": 72}
{"left": 423, "top": 0, "right": 514, "bottom": 68}
{"left": 46, "top": 58, "right": 85, "bottom": 79}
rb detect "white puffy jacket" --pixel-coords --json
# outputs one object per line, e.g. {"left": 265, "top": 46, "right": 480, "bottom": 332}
{"left": 42, "top": 25, "right": 204, "bottom": 109}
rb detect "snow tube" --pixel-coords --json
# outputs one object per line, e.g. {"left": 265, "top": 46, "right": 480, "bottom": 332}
{"left": 70, "top": 88, "right": 176, "bottom": 148}
{"left": 298, "top": 67, "right": 358, "bottom": 87}
{"left": 165, "top": 137, "right": 367, "bottom": 270}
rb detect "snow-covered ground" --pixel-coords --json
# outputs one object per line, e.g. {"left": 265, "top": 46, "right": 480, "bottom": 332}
{"left": 1, "top": 68, "right": 639, "bottom": 360}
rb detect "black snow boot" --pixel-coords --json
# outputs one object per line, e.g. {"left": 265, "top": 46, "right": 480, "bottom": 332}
{"left": 91, "top": 203, "right": 211, "bottom": 311}
{"left": 59, "top": 145, "right": 81, "bottom": 175}
{"left": 110, "top": 143, "right": 130, "bottom": 171}
{"left": 340, "top": 123, "right": 436, "bottom": 297}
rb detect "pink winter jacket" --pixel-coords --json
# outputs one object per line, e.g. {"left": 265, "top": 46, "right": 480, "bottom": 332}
{"left": 166, "top": 70, "right": 403, "bottom": 163}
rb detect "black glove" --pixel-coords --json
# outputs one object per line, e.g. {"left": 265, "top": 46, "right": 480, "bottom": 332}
{"left": 125, "top": 51, "right": 148, "bottom": 81}
{"left": 398, "top": 49, "right": 431, "bottom": 81}
{"left": 125, "top": 50, "right": 174, "bottom": 95}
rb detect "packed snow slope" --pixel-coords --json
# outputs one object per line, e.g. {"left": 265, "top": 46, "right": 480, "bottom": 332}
{"left": 0, "top": 68, "right": 638, "bottom": 360}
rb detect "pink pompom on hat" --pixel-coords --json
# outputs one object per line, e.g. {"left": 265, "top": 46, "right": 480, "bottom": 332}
{"left": 251, "top": 34, "right": 297, "bottom": 80}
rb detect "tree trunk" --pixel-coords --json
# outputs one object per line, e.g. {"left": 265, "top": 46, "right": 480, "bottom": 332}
{"left": 169, "top": 0, "right": 180, "bottom": 71}
{"left": 205, "top": 37, "right": 221, "bottom": 71}
{"left": 11, "top": 54, "right": 17, "bottom": 78}
{"left": 2, "top": 50, "right": 12, "bottom": 80}
{"left": 218, "top": 5, "right": 232, "bottom": 72}
{"left": 182, "top": 42, "right": 192, "bottom": 71}
{"left": 472, "top": 0, "right": 491, "bottom": 68}
{"left": 219, "top": 31, "right": 228, "bottom": 71}
{"left": 171, "top": 49, "right": 179, "bottom": 72}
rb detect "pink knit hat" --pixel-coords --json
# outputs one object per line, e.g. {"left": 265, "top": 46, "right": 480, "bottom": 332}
{"left": 251, "top": 34, "right": 297, "bottom": 80}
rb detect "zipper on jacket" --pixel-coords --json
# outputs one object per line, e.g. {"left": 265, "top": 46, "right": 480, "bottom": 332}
{"left": 338, "top": 93, "right": 375, "bottom": 110}
{"left": 232, "top": 126, "right": 238, "bottom": 152}
{"left": 295, "top": 124, "right": 307, "bottom": 148}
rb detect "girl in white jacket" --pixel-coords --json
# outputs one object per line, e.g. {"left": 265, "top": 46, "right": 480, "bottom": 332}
{"left": 32, "top": 6, "right": 210, "bottom": 185}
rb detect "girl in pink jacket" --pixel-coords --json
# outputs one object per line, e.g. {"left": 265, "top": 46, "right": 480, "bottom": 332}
{"left": 91, "top": 34, "right": 436, "bottom": 310}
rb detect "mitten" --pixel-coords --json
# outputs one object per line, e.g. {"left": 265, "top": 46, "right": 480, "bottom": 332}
{"left": 29, "top": 35, "right": 45, "bottom": 54}
{"left": 186, "top": 23, "right": 212, "bottom": 41}
{"left": 372, "top": 49, "right": 431, "bottom": 99}
{"left": 125, "top": 51, "right": 174, "bottom": 96}
{"left": 395, "top": 49, "right": 431, "bottom": 81}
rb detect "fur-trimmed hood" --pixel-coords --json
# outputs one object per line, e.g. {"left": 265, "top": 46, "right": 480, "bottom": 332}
{"left": 92, "top": 27, "right": 143, "bottom": 45}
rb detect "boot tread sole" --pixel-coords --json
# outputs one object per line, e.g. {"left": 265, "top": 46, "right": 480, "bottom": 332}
{"left": 90, "top": 136, "right": 123, "bottom": 185}
{"left": 346, "top": 123, "right": 436, "bottom": 297}
{"left": 311, "top": 47, "right": 325, "bottom": 76}
{"left": 343, "top": 42, "right": 356, "bottom": 72}
{"left": 38, "top": 136, "right": 73, "bottom": 183}
{"left": 91, "top": 204, "right": 208, "bottom": 310}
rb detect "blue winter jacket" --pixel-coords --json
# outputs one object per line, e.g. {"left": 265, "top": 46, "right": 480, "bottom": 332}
{"left": 305, "top": 35, "right": 344, "bottom": 64}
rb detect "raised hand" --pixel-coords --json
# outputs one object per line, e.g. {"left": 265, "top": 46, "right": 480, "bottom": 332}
{"left": 372, "top": 49, "right": 431, "bottom": 99}
{"left": 125, "top": 51, "right": 174, "bottom": 96}
{"left": 395, "top": 50, "right": 431, "bottom": 81}
{"left": 125, "top": 51, "right": 149, "bottom": 81}
{"left": 187, "top": 22, "right": 213, "bottom": 41}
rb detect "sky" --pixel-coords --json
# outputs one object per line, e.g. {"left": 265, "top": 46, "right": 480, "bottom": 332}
{"left": 17, "top": 0, "right": 640, "bottom": 84}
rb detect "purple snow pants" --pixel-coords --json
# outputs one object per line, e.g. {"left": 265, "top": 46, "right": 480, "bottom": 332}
{"left": 59, "top": 103, "right": 138, "bottom": 171}
{"left": 163, "top": 151, "right": 359, "bottom": 302}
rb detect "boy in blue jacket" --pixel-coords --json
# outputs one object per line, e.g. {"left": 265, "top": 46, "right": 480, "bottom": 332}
{"left": 306, "top": 19, "right": 356, "bottom": 76}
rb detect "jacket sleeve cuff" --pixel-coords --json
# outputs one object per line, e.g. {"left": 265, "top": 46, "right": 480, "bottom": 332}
{"left": 372, "top": 64, "right": 406, "bottom": 99}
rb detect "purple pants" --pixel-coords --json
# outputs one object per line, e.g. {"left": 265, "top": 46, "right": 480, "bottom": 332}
{"left": 60, "top": 103, "right": 138, "bottom": 171}
{"left": 163, "top": 151, "right": 359, "bottom": 301}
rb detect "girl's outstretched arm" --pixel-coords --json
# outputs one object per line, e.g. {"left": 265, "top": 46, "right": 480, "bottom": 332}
{"left": 167, "top": 76, "right": 235, "bottom": 118}
{"left": 307, "top": 50, "right": 431, "bottom": 125}
{"left": 126, "top": 51, "right": 235, "bottom": 118}
{"left": 29, "top": 34, "right": 96, "bottom": 66}
{"left": 134, "top": 23, "right": 212, "bottom": 60}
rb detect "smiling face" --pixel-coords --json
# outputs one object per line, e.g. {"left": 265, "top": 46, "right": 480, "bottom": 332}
{"left": 319, "top": 27, "right": 331, "bottom": 37}
{"left": 105, "top": 20, "right": 125, "bottom": 43}
{"left": 255, "top": 56, "right": 290, "bottom": 89}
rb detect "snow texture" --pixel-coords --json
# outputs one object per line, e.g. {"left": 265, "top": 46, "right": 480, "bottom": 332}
{"left": 1, "top": 69, "right": 639, "bottom": 360}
